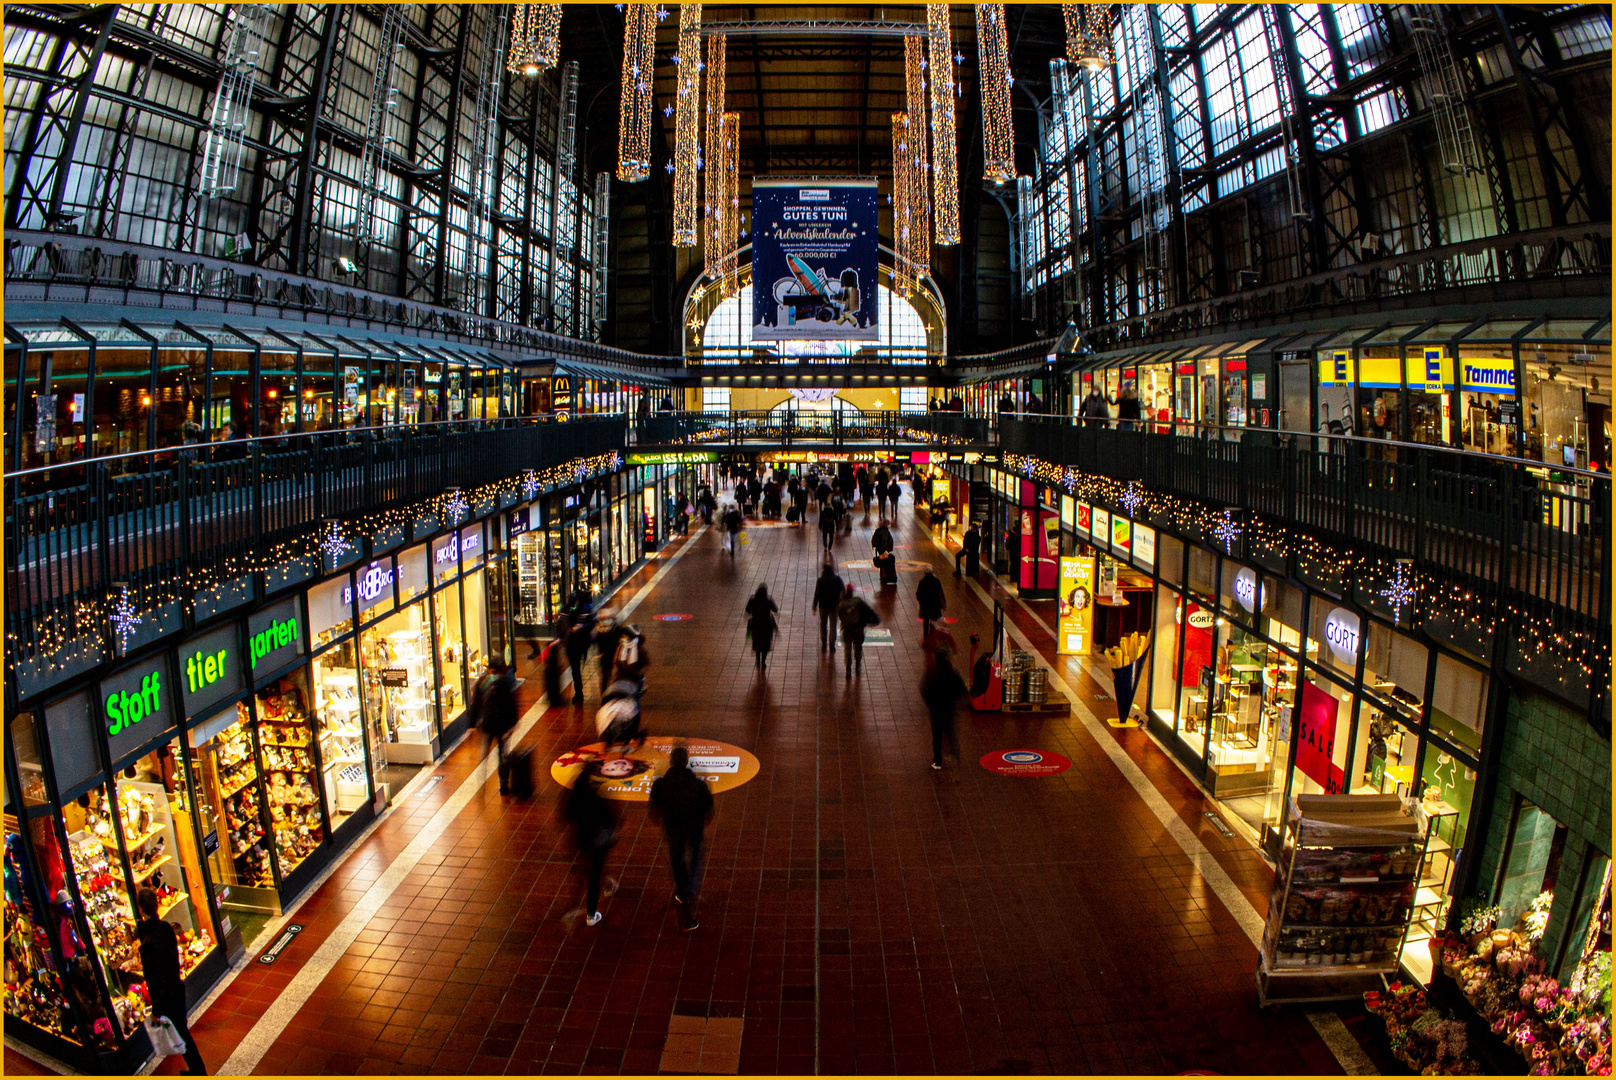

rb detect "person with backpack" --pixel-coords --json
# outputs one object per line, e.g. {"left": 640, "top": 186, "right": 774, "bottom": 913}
{"left": 721, "top": 502, "right": 743, "bottom": 556}
{"left": 818, "top": 502, "right": 838, "bottom": 552}
{"left": 872, "top": 522, "right": 896, "bottom": 586}
{"left": 649, "top": 743, "right": 714, "bottom": 934}
{"left": 566, "top": 763, "right": 619, "bottom": 926}
{"left": 812, "top": 560, "right": 845, "bottom": 654}
{"left": 744, "top": 585, "right": 779, "bottom": 674}
{"left": 916, "top": 566, "right": 946, "bottom": 637}
{"left": 836, "top": 584, "right": 880, "bottom": 679}
{"left": 921, "top": 647, "right": 967, "bottom": 770}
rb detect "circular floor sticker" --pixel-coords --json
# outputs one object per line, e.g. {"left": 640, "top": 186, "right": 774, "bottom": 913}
{"left": 980, "top": 749, "right": 1073, "bottom": 778}
{"left": 551, "top": 737, "right": 760, "bottom": 801}
{"left": 654, "top": 613, "right": 694, "bottom": 622}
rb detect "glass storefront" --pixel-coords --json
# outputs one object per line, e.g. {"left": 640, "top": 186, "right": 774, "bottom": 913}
{"left": 252, "top": 673, "right": 326, "bottom": 878}
{"left": 360, "top": 603, "right": 439, "bottom": 770}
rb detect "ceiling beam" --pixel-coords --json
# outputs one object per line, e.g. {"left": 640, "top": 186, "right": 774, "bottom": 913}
{"left": 701, "top": 20, "right": 926, "bottom": 38}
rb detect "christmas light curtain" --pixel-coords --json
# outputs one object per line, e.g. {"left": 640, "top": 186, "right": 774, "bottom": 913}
{"left": 976, "top": 3, "right": 1016, "bottom": 184}
{"left": 902, "top": 35, "right": 931, "bottom": 285}
{"left": 508, "top": 3, "right": 562, "bottom": 74}
{"left": 616, "top": 3, "right": 657, "bottom": 182}
{"left": 671, "top": 2, "right": 702, "bottom": 245}
{"left": 891, "top": 112, "right": 916, "bottom": 296}
{"left": 703, "top": 33, "right": 729, "bottom": 287}
{"left": 926, "top": 4, "right": 960, "bottom": 245}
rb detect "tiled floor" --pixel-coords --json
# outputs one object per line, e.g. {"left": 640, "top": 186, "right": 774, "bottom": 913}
{"left": 7, "top": 491, "right": 1382, "bottom": 1076}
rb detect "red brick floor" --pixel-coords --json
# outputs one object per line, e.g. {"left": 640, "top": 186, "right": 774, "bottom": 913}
{"left": 7, "top": 495, "right": 1376, "bottom": 1076}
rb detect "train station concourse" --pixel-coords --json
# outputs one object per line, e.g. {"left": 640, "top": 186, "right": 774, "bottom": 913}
{"left": 2, "top": 2, "right": 1610, "bottom": 1076}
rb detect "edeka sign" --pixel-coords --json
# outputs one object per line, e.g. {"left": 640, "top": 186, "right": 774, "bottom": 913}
{"left": 1460, "top": 355, "right": 1517, "bottom": 394}
{"left": 248, "top": 598, "right": 305, "bottom": 674}
{"left": 178, "top": 623, "right": 243, "bottom": 717}
{"left": 750, "top": 179, "right": 879, "bottom": 342}
{"left": 1323, "top": 606, "right": 1361, "bottom": 664}
{"left": 101, "top": 658, "right": 177, "bottom": 763}
{"left": 626, "top": 452, "right": 718, "bottom": 466}
{"left": 1296, "top": 681, "right": 1346, "bottom": 794}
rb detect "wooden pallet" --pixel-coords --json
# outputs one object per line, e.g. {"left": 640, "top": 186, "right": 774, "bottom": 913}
{"left": 999, "top": 694, "right": 1071, "bottom": 715}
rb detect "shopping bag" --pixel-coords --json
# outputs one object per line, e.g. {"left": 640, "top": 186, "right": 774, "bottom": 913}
{"left": 739, "top": 531, "right": 750, "bottom": 546}
{"left": 145, "top": 1015, "right": 187, "bottom": 1057}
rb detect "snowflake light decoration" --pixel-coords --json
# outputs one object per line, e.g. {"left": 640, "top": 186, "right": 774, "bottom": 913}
{"left": 1063, "top": 468, "right": 1079, "bottom": 494}
{"left": 1212, "top": 510, "right": 1241, "bottom": 550}
{"left": 522, "top": 470, "right": 541, "bottom": 502}
{"left": 319, "top": 520, "right": 348, "bottom": 564}
{"left": 1380, "top": 560, "right": 1417, "bottom": 623}
{"left": 109, "top": 586, "right": 142, "bottom": 652}
{"left": 1021, "top": 457, "right": 1034, "bottom": 476}
{"left": 1120, "top": 482, "right": 1144, "bottom": 518}
{"left": 610, "top": 452, "right": 623, "bottom": 470}
{"left": 444, "top": 489, "right": 469, "bottom": 522}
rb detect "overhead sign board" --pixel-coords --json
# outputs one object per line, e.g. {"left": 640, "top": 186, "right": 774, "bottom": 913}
{"left": 751, "top": 179, "right": 879, "bottom": 341}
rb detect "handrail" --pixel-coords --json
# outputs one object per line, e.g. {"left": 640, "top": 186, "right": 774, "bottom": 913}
{"left": 998, "top": 412, "right": 1611, "bottom": 483}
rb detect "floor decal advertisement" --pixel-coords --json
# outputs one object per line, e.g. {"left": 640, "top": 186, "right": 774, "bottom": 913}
{"left": 751, "top": 179, "right": 879, "bottom": 341}
{"left": 551, "top": 737, "right": 760, "bottom": 801}
{"left": 980, "top": 749, "right": 1073, "bottom": 777}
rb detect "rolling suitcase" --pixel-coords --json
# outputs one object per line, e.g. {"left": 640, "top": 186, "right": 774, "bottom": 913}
{"left": 877, "top": 551, "right": 898, "bottom": 585}
{"left": 787, "top": 504, "right": 801, "bottom": 524}
{"left": 503, "top": 748, "right": 535, "bottom": 798}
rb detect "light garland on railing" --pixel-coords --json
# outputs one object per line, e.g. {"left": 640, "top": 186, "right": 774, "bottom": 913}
{"left": 508, "top": 3, "right": 563, "bottom": 74}
{"left": 702, "top": 33, "right": 727, "bottom": 284}
{"left": 976, "top": 3, "right": 1016, "bottom": 185}
{"left": 926, "top": 3, "right": 960, "bottom": 246}
{"left": 988, "top": 449, "right": 1604, "bottom": 682}
{"left": 1063, "top": 2, "right": 1114, "bottom": 71}
{"left": 671, "top": 2, "right": 702, "bottom": 245}
{"left": 902, "top": 35, "right": 932, "bottom": 278}
{"left": 616, "top": 3, "right": 657, "bottom": 182}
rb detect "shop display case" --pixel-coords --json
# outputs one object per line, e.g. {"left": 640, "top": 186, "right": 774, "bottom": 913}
{"left": 1257, "top": 794, "right": 1427, "bottom": 1006}
{"left": 254, "top": 676, "right": 325, "bottom": 876}
{"left": 189, "top": 703, "right": 273, "bottom": 891}
{"left": 66, "top": 831, "right": 138, "bottom": 987}
{"left": 106, "top": 778, "right": 215, "bottom": 979}
{"left": 361, "top": 621, "right": 437, "bottom": 765}
{"left": 311, "top": 648, "right": 370, "bottom": 828}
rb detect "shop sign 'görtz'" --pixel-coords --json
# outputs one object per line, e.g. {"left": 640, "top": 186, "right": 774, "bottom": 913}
{"left": 1323, "top": 607, "right": 1361, "bottom": 664}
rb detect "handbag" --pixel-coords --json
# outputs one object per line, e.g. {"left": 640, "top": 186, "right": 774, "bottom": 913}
{"left": 739, "top": 531, "right": 749, "bottom": 545}
{"left": 145, "top": 1014, "right": 187, "bottom": 1057}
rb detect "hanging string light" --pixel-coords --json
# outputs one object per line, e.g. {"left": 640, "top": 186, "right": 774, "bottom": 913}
{"left": 903, "top": 35, "right": 931, "bottom": 278}
{"left": 703, "top": 33, "right": 727, "bottom": 285}
{"left": 926, "top": 3, "right": 960, "bottom": 245}
{"left": 616, "top": 2, "right": 657, "bottom": 182}
{"left": 976, "top": 3, "right": 1016, "bottom": 185}
{"left": 508, "top": 3, "right": 562, "bottom": 74}
{"left": 671, "top": 2, "right": 702, "bottom": 245}
{"left": 891, "top": 111, "right": 915, "bottom": 296}
{"left": 717, "top": 110, "right": 742, "bottom": 296}
{"left": 1063, "top": 2, "right": 1114, "bottom": 71}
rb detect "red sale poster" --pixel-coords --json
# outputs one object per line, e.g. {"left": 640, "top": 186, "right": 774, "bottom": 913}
{"left": 1296, "top": 681, "right": 1346, "bottom": 794}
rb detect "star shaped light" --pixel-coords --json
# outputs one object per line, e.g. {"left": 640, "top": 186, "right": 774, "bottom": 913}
{"left": 656, "top": 6, "right": 669, "bottom": 21}
{"left": 1212, "top": 510, "right": 1241, "bottom": 550}
{"left": 522, "top": 470, "right": 541, "bottom": 502}
{"left": 319, "top": 520, "right": 348, "bottom": 563}
{"left": 1380, "top": 561, "right": 1417, "bottom": 623}
{"left": 445, "top": 488, "right": 469, "bottom": 521}
{"left": 664, "top": 104, "right": 675, "bottom": 116}
{"left": 109, "top": 586, "right": 142, "bottom": 652}
{"left": 1120, "top": 482, "right": 1144, "bottom": 518}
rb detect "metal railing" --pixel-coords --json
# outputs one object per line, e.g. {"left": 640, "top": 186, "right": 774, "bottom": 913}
{"left": 1000, "top": 414, "right": 1609, "bottom": 628}
{"left": 632, "top": 410, "right": 988, "bottom": 447}
{"left": 6, "top": 415, "right": 625, "bottom": 658}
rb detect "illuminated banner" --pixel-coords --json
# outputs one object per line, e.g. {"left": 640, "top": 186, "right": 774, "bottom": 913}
{"left": 1057, "top": 557, "right": 1095, "bottom": 656}
{"left": 751, "top": 179, "right": 879, "bottom": 341}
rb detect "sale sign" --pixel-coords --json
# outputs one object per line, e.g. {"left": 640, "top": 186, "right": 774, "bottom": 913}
{"left": 1296, "top": 681, "right": 1346, "bottom": 794}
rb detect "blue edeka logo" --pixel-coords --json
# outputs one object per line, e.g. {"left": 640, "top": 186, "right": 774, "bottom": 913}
{"left": 1003, "top": 751, "right": 1043, "bottom": 765}
{"left": 106, "top": 672, "right": 161, "bottom": 737}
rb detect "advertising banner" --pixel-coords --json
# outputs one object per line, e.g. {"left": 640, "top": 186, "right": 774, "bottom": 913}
{"left": 1296, "top": 681, "right": 1346, "bottom": 794}
{"left": 1058, "top": 556, "right": 1095, "bottom": 655}
{"left": 750, "top": 180, "right": 879, "bottom": 341}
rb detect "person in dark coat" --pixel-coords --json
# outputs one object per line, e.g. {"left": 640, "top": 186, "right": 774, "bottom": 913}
{"left": 916, "top": 566, "right": 946, "bottom": 637}
{"left": 594, "top": 616, "right": 625, "bottom": 694}
{"left": 812, "top": 561, "right": 845, "bottom": 654}
{"left": 566, "top": 764, "right": 618, "bottom": 926}
{"left": 478, "top": 658, "right": 520, "bottom": 792}
{"left": 744, "top": 585, "right": 779, "bottom": 673}
{"left": 722, "top": 504, "right": 743, "bottom": 556}
{"left": 1116, "top": 387, "right": 1142, "bottom": 431}
{"left": 886, "top": 474, "right": 901, "bottom": 519}
{"left": 543, "top": 617, "right": 571, "bottom": 707}
{"left": 872, "top": 523, "right": 894, "bottom": 557}
{"left": 563, "top": 591, "right": 595, "bottom": 707}
{"left": 747, "top": 476, "right": 762, "bottom": 513}
{"left": 818, "top": 503, "right": 838, "bottom": 552}
{"left": 649, "top": 743, "right": 715, "bottom": 933}
{"left": 956, "top": 523, "right": 980, "bottom": 578}
{"left": 816, "top": 479, "right": 832, "bottom": 511}
{"left": 859, "top": 475, "right": 875, "bottom": 518}
{"left": 999, "top": 391, "right": 1017, "bottom": 416}
{"left": 874, "top": 477, "right": 890, "bottom": 523}
{"left": 1080, "top": 388, "right": 1110, "bottom": 427}
{"left": 836, "top": 584, "right": 880, "bottom": 679}
{"left": 921, "top": 649, "right": 967, "bottom": 770}
{"left": 733, "top": 480, "right": 749, "bottom": 515}
{"left": 134, "top": 887, "right": 206, "bottom": 1074}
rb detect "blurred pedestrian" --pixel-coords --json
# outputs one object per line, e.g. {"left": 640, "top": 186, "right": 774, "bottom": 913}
{"left": 956, "top": 522, "right": 981, "bottom": 578}
{"left": 477, "top": 658, "right": 520, "bottom": 792}
{"left": 818, "top": 502, "right": 837, "bottom": 552}
{"left": 745, "top": 585, "right": 779, "bottom": 674}
{"left": 563, "top": 591, "right": 595, "bottom": 707}
{"left": 813, "top": 559, "right": 845, "bottom": 654}
{"left": 135, "top": 887, "right": 207, "bottom": 1074}
{"left": 916, "top": 566, "right": 946, "bottom": 637}
{"left": 722, "top": 502, "right": 742, "bottom": 556}
{"left": 566, "top": 763, "right": 619, "bottom": 926}
{"left": 874, "top": 476, "right": 889, "bottom": 523}
{"left": 921, "top": 648, "right": 967, "bottom": 770}
{"left": 836, "top": 583, "right": 880, "bottom": 679}
{"left": 650, "top": 743, "right": 714, "bottom": 933}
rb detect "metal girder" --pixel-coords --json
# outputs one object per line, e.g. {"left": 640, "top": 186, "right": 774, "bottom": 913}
{"left": 430, "top": 5, "right": 472, "bottom": 305}
{"left": 86, "top": 34, "right": 154, "bottom": 240}
{"left": 291, "top": 6, "right": 349, "bottom": 278}
{"left": 700, "top": 20, "right": 925, "bottom": 39}
{"left": 755, "top": 148, "right": 892, "bottom": 170}
{"left": 1492, "top": 5, "right": 1604, "bottom": 228}
{"left": 398, "top": 4, "right": 451, "bottom": 299}
{"left": 697, "top": 42, "right": 904, "bottom": 63}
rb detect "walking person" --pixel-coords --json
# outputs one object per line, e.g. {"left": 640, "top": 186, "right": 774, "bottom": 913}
{"left": 818, "top": 501, "right": 838, "bottom": 552}
{"left": 477, "top": 658, "right": 520, "bottom": 792}
{"left": 874, "top": 476, "right": 889, "bottom": 523}
{"left": 956, "top": 522, "right": 981, "bottom": 578}
{"left": 745, "top": 585, "right": 779, "bottom": 674}
{"left": 134, "top": 887, "right": 207, "bottom": 1074}
{"left": 886, "top": 475, "right": 901, "bottom": 520}
{"left": 1080, "top": 385, "right": 1110, "bottom": 428}
{"left": 859, "top": 474, "right": 875, "bottom": 519}
{"left": 722, "top": 502, "right": 743, "bottom": 556}
{"left": 816, "top": 477, "right": 832, "bottom": 513}
{"left": 916, "top": 566, "right": 946, "bottom": 638}
{"left": 836, "top": 584, "right": 880, "bottom": 679}
{"left": 563, "top": 591, "right": 595, "bottom": 707}
{"left": 872, "top": 521, "right": 896, "bottom": 586}
{"left": 733, "top": 479, "right": 749, "bottom": 516}
{"left": 649, "top": 743, "right": 714, "bottom": 933}
{"left": 543, "top": 617, "right": 571, "bottom": 706}
{"left": 566, "top": 763, "right": 619, "bottom": 926}
{"left": 1117, "top": 386, "right": 1142, "bottom": 432}
{"left": 813, "top": 559, "right": 845, "bottom": 654}
{"left": 921, "top": 647, "right": 967, "bottom": 771}
{"left": 594, "top": 614, "right": 625, "bottom": 694}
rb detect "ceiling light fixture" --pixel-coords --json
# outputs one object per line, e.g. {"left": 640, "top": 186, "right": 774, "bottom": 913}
{"left": 616, "top": 2, "right": 657, "bottom": 182}
{"left": 926, "top": 4, "right": 960, "bottom": 245}
{"left": 672, "top": 2, "right": 702, "bottom": 245}
{"left": 977, "top": 3, "right": 1016, "bottom": 185}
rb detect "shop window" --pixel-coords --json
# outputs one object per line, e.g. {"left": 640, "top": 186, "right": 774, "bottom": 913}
{"left": 1307, "top": 601, "right": 1360, "bottom": 677}
{"left": 1430, "top": 653, "right": 1487, "bottom": 758}
{"left": 4, "top": 815, "right": 81, "bottom": 1045}
{"left": 360, "top": 602, "right": 438, "bottom": 766}
{"left": 1291, "top": 675, "right": 1354, "bottom": 796}
{"left": 1362, "top": 623, "right": 1428, "bottom": 731}
{"left": 1148, "top": 585, "right": 1180, "bottom": 730}
{"left": 397, "top": 544, "right": 428, "bottom": 605}
{"left": 1174, "top": 596, "right": 1217, "bottom": 757}
{"left": 102, "top": 741, "right": 220, "bottom": 979}
{"left": 63, "top": 790, "right": 142, "bottom": 1025}
{"left": 1207, "top": 610, "right": 1300, "bottom": 834}
{"left": 308, "top": 575, "right": 353, "bottom": 650}
{"left": 45, "top": 692, "right": 99, "bottom": 799}
{"left": 1187, "top": 545, "right": 1216, "bottom": 596}
{"left": 1498, "top": 799, "right": 1568, "bottom": 936}
{"left": 11, "top": 712, "right": 51, "bottom": 808}
{"left": 1160, "top": 534, "right": 1184, "bottom": 586}
{"left": 188, "top": 702, "right": 274, "bottom": 902}
{"left": 311, "top": 643, "right": 370, "bottom": 828}
{"left": 253, "top": 673, "right": 325, "bottom": 875}
{"left": 434, "top": 582, "right": 472, "bottom": 728}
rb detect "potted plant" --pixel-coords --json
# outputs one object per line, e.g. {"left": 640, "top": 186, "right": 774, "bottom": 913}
{"left": 1457, "top": 899, "right": 1502, "bottom": 948}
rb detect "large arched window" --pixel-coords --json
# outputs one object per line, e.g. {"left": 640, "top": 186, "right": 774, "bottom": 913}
{"left": 697, "top": 283, "right": 930, "bottom": 363}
